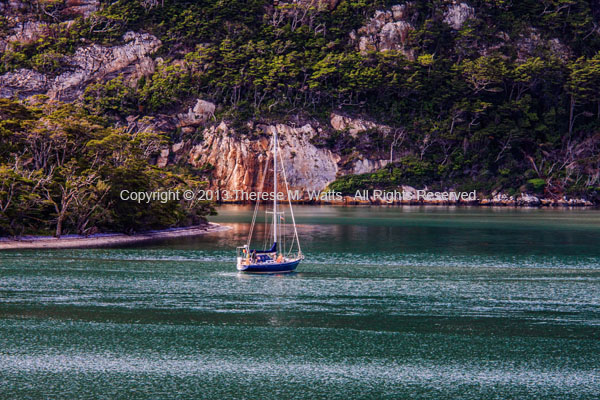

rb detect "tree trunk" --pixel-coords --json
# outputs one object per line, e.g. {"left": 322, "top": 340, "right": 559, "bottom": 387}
{"left": 568, "top": 94, "right": 575, "bottom": 136}
{"left": 55, "top": 214, "right": 63, "bottom": 238}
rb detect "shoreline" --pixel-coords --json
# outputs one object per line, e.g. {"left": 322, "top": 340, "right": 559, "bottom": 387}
{"left": 0, "top": 223, "right": 230, "bottom": 250}
{"left": 215, "top": 199, "right": 597, "bottom": 208}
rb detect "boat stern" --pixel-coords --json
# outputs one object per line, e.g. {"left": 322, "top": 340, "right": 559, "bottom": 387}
{"left": 236, "top": 257, "right": 247, "bottom": 271}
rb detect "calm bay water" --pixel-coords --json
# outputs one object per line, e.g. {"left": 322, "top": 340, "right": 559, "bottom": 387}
{"left": 1, "top": 205, "right": 599, "bottom": 399}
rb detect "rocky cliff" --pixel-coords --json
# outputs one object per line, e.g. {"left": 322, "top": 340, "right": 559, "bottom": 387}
{"left": 159, "top": 107, "right": 393, "bottom": 196}
{"left": 1, "top": 31, "right": 160, "bottom": 100}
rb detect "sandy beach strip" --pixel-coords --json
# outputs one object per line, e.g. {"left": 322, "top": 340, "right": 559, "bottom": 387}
{"left": 0, "top": 223, "right": 230, "bottom": 250}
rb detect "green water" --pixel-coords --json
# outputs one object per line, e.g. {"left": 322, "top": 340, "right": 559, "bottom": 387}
{"left": 1, "top": 205, "right": 599, "bottom": 399}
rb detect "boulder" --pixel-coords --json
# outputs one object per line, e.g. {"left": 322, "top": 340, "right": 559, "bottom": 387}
{"left": 330, "top": 113, "right": 390, "bottom": 136}
{"left": 443, "top": 2, "right": 475, "bottom": 30}
{"left": 353, "top": 3, "right": 417, "bottom": 59}
{"left": 176, "top": 99, "right": 216, "bottom": 131}
{"left": 156, "top": 148, "right": 169, "bottom": 168}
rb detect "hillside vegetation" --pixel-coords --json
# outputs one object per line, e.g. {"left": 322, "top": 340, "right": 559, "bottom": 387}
{"left": 1, "top": 0, "right": 600, "bottom": 235}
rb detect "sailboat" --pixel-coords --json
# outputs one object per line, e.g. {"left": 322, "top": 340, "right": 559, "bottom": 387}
{"left": 236, "top": 129, "right": 303, "bottom": 273}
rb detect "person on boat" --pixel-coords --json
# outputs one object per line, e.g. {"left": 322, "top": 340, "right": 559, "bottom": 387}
{"left": 276, "top": 254, "right": 284, "bottom": 263}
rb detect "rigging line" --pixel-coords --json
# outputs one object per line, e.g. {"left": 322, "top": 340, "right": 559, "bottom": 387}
{"left": 247, "top": 145, "right": 270, "bottom": 249}
{"left": 277, "top": 138, "right": 302, "bottom": 257}
{"left": 281, "top": 211, "right": 286, "bottom": 256}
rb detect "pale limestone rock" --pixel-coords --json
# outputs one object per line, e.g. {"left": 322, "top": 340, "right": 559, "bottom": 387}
{"left": 514, "top": 29, "right": 571, "bottom": 63}
{"left": 63, "top": 0, "right": 99, "bottom": 17}
{"left": 330, "top": 113, "right": 392, "bottom": 175}
{"left": 172, "top": 142, "right": 184, "bottom": 153}
{"left": 402, "top": 185, "right": 418, "bottom": 199}
{"left": 177, "top": 99, "right": 216, "bottom": 129}
{"left": 330, "top": 113, "right": 390, "bottom": 136}
{"left": 443, "top": 2, "right": 474, "bottom": 30}
{"left": 177, "top": 98, "right": 216, "bottom": 129}
{"left": 156, "top": 148, "right": 169, "bottom": 168}
{"left": 0, "top": 68, "right": 48, "bottom": 98}
{"left": 45, "top": 32, "right": 160, "bottom": 100}
{"left": 194, "top": 99, "right": 216, "bottom": 116}
{"left": 0, "top": 31, "right": 160, "bottom": 100}
{"left": 278, "top": 0, "right": 340, "bottom": 12}
{"left": 391, "top": 4, "right": 411, "bottom": 19}
{"left": 129, "top": 57, "right": 158, "bottom": 84}
{"left": 189, "top": 122, "right": 338, "bottom": 196}
{"left": 6, "top": 21, "right": 50, "bottom": 44}
{"left": 354, "top": 3, "right": 417, "bottom": 59}
{"left": 353, "top": 158, "right": 389, "bottom": 175}
{"left": 516, "top": 193, "right": 540, "bottom": 206}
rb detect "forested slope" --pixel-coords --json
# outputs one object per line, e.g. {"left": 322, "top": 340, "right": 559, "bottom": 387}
{"left": 1, "top": 0, "right": 600, "bottom": 235}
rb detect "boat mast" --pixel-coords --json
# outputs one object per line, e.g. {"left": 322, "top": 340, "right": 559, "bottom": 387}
{"left": 273, "top": 129, "right": 277, "bottom": 248}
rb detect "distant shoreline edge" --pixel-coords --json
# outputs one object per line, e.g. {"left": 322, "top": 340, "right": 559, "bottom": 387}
{"left": 0, "top": 223, "right": 230, "bottom": 251}
{"left": 215, "top": 198, "right": 596, "bottom": 207}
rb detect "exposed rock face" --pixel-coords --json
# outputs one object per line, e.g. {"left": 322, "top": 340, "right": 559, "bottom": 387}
{"left": 443, "top": 2, "right": 474, "bottom": 30}
{"left": 0, "top": 32, "right": 161, "bottom": 100}
{"left": 330, "top": 113, "right": 390, "bottom": 136}
{"left": 0, "top": 69, "right": 48, "bottom": 98}
{"left": 279, "top": 0, "right": 340, "bottom": 12}
{"left": 168, "top": 114, "right": 395, "bottom": 196}
{"left": 0, "top": 20, "right": 50, "bottom": 53}
{"left": 5, "top": 21, "right": 50, "bottom": 44}
{"left": 156, "top": 148, "right": 170, "bottom": 168}
{"left": 352, "top": 158, "right": 389, "bottom": 175}
{"left": 188, "top": 122, "right": 339, "bottom": 195}
{"left": 49, "top": 32, "right": 161, "bottom": 100}
{"left": 478, "top": 193, "right": 592, "bottom": 207}
{"left": 63, "top": 0, "right": 99, "bottom": 17}
{"left": 0, "top": 0, "right": 98, "bottom": 17}
{"left": 176, "top": 99, "right": 216, "bottom": 133}
{"left": 352, "top": 3, "right": 417, "bottom": 59}
{"left": 0, "top": 1, "right": 98, "bottom": 51}
{"left": 514, "top": 28, "right": 571, "bottom": 62}
{"left": 330, "top": 113, "right": 391, "bottom": 173}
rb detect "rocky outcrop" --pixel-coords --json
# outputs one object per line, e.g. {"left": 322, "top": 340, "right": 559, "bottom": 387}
{"left": 5, "top": 21, "right": 50, "bottom": 44}
{"left": 63, "top": 0, "right": 99, "bottom": 17}
{"left": 156, "top": 148, "right": 170, "bottom": 168}
{"left": 0, "top": 0, "right": 98, "bottom": 17}
{"left": 351, "top": 3, "right": 417, "bottom": 59}
{"left": 0, "top": 69, "right": 48, "bottom": 98}
{"left": 330, "top": 113, "right": 390, "bottom": 136}
{"left": 330, "top": 113, "right": 391, "bottom": 174}
{"left": 0, "top": 32, "right": 161, "bottom": 100}
{"left": 479, "top": 193, "right": 593, "bottom": 207}
{"left": 443, "top": 2, "right": 474, "bottom": 30}
{"left": 0, "top": 20, "right": 50, "bottom": 53}
{"left": 351, "top": 158, "right": 389, "bottom": 175}
{"left": 176, "top": 99, "right": 216, "bottom": 133}
{"left": 188, "top": 122, "right": 339, "bottom": 195}
{"left": 0, "top": 1, "right": 98, "bottom": 51}
{"left": 514, "top": 28, "right": 571, "bottom": 63}
{"left": 278, "top": 0, "right": 340, "bottom": 12}
{"left": 49, "top": 32, "right": 160, "bottom": 100}
{"left": 176, "top": 113, "right": 398, "bottom": 197}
